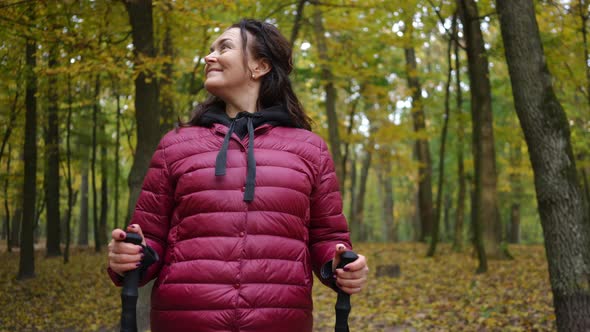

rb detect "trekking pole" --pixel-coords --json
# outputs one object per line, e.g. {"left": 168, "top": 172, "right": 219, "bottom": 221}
{"left": 120, "top": 232, "right": 143, "bottom": 332}
{"left": 335, "top": 250, "right": 359, "bottom": 332}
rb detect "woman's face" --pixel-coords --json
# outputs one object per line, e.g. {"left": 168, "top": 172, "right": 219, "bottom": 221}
{"left": 204, "top": 28, "right": 254, "bottom": 96}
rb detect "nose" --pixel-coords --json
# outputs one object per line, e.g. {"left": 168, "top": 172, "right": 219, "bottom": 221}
{"left": 205, "top": 51, "right": 217, "bottom": 64}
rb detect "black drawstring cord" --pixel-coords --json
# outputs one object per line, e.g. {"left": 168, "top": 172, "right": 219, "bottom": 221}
{"left": 215, "top": 119, "right": 236, "bottom": 176}
{"left": 243, "top": 116, "right": 256, "bottom": 202}
{"left": 214, "top": 112, "right": 261, "bottom": 202}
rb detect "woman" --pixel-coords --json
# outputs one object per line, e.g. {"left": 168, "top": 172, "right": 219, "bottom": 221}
{"left": 107, "top": 19, "right": 369, "bottom": 332}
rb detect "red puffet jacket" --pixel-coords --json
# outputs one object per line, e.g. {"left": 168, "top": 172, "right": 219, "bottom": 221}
{"left": 108, "top": 108, "right": 352, "bottom": 332}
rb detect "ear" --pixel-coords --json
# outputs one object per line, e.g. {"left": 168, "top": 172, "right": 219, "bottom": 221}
{"left": 251, "top": 59, "right": 271, "bottom": 79}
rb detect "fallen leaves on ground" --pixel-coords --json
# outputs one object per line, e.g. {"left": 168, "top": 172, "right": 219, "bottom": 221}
{"left": 0, "top": 247, "right": 119, "bottom": 332}
{"left": 0, "top": 243, "right": 554, "bottom": 331}
{"left": 313, "top": 243, "right": 554, "bottom": 332}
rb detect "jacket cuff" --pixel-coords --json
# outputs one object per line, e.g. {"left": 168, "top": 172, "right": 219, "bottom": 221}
{"left": 107, "top": 244, "right": 159, "bottom": 287}
{"left": 139, "top": 244, "right": 159, "bottom": 280}
{"left": 320, "top": 260, "right": 339, "bottom": 292}
{"left": 107, "top": 266, "right": 124, "bottom": 287}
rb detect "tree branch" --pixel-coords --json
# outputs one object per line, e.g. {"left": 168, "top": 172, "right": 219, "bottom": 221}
{"left": 425, "top": 0, "right": 466, "bottom": 50}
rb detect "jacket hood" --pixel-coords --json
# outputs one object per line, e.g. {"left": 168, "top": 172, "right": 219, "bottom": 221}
{"left": 197, "top": 104, "right": 300, "bottom": 136}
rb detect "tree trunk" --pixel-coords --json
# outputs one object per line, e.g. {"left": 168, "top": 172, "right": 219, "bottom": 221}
{"left": 582, "top": 168, "right": 590, "bottom": 217}
{"left": 443, "top": 194, "right": 452, "bottom": 242}
{"left": 348, "top": 151, "right": 357, "bottom": 228}
{"left": 11, "top": 190, "right": 21, "bottom": 248}
{"left": 509, "top": 203, "right": 520, "bottom": 244}
{"left": 380, "top": 158, "right": 396, "bottom": 242}
{"left": 4, "top": 145, "right": 11, "bottom": 253}
{"left": 289, "top": 0, "right": 307, "bottom": 49}
{"left": 64, "top": 73, "right": 74, "bottom": 264}
{"left": 354, "top": 147, "right": 372, "bottom": 242}
{"left": 186, "top": 30, "right": 209, "bottom": 104}
{"left": 78, "top": 152, "right": 89, "bottom": 246}
{"left": 497, "top": 0, "right": 590, "bottom": 329}
{"left": 413, "top": 191, "right": 422, "bottom": 242}
{"left": 0, "top": 64, "right": 20, "bottom": 167}
{"left": 19, "top": 6, "right": 37, "bottom": 279}
{"left": 160, "top": 3, "right": 175, "bottom": 135}
{"left": 114, "top": 81, "right": 121, "bottom": 230}
{"left": 577, "top": 0, "right": 590, "bottom": 219}
{"left": 459, "top": 0, "right": 508, "bottom": 263}
{"left": 312, "top": 7, "right": 343, "bottom": 188}
{"left": 34, "top": 192, "right": 45, "bottom": 244}
{"left": 405, "top": 46, "right": 434, "bottom": 243}
{"left": 91, "top": 75, "right": 100, "bottom": 252}
{"left": 468, "top": 174, "right": 487, "bottom": 273}
{"left": 428, "top": 17, "right": 454, "bottom": 256}
{"left": 341, "top": 99, "right": 358, "bottom": 203}
{"left": 125, "top": 0, "right": 160, "bottom": 221}
{"left": 579, "top": 0, "right": 590, "bottom": 112}
{"left": 45, "top": 43, "right": 61, "bottom": 257}
{"left": 508, "top": 142, "right": 523, "bottom": 244}
{"left": 125, "top": 2, "right": 161, "bottom": 330}
{"left": 99, "top": 122, "right": 108, "bottom": 247}
{"left": 1, "top": 73, "right": 19, "bottom": 250}
{"left": 453, "top": 26, "right": 466, "bottom": 252}
{"left": 0, "top": 77, "right": 22, "bottom": 244}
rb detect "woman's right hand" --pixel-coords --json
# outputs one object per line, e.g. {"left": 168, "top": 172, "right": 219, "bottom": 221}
{"left": 107, "top": 224, "right": 146, "bottom": 277}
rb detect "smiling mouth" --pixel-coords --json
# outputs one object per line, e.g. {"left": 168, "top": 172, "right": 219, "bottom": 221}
{"left": 207, "top": 69, "right": 222, "bottom": 75}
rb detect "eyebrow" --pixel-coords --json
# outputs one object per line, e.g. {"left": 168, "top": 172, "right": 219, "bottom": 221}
{"left": 210, "top": 38, "right": 234, "bottom": 52}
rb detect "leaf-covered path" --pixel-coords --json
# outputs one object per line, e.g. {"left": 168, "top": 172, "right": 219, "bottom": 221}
{"left": 0, "top": 243, "right": 554, "bottom": 331}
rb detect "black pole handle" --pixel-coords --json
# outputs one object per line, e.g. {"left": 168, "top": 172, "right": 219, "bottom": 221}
{"left": 335, "top": 250, "right": 358, "bottom": 332}
{"left": 120, "top": 232, "right": 143, "bottom": 332}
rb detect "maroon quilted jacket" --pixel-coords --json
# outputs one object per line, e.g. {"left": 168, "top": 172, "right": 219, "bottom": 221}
{"left": 108, "top": 105, "right": 352, "bottom": 332}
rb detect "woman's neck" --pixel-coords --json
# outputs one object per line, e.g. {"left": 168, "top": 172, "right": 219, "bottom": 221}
{"left": 225, "top": 103, "right": 256, "bottom": 118}
{"left": 224, "top": 86, "right": 260, "bottom": 118}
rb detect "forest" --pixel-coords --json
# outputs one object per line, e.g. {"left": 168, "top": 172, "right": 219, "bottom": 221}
{"left": 1, "top": 0, "right": 589, "bottom": 331}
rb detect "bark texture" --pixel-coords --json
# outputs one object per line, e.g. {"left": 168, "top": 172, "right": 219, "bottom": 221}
{"left": 312, "top": 7, "right": 343, "bottom": 187}
{"left": 429, "top": 20, "right": 454, "bottom": 256}
{"left": 354, "top": 148, "right": 372, "bottom": 242}
{"left": 125, "top": 0, "right": 160, "bottom": 222}
{"left": 91, "top": 75, "right": 100, "bottom": 252}
{"left": 458, "top": 0, "right": 506, "bottom": 263}
{"left": 453, "top": 29, "right": 466, "bottom": 252}
{"left": 19, "top": 5, "right": 37, "bottom": 279}
{"left": 405, "top": 46, "right": 434, "bottom": 242}
{"left": 45, "top": 44, "right": 61, "bottom": 257}
{"left": 77, "top": 155, "right": 89, "bottom": 246}
{"left": 159, "top": 3, "right": 175, "bottom": 135}
{"left": 380, "top": 159, "right": 396, "bottom": 242}
{"left": 497, "top": 0, "right": 590, "bottom": 330}
{"left": 125, "top": 1, "right": 161, "bottom": 330}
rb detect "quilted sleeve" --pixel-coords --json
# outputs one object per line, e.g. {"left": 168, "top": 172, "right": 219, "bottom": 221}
{"left": 107, "top": 140, "right": 175, "bottom": 287}
{"left": 308, "top": 139, "right": 352, "bottom": 291}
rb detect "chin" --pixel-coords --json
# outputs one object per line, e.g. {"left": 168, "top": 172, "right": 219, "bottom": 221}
{"left": 204, "top": 80, "right": 223, "bottom": 95}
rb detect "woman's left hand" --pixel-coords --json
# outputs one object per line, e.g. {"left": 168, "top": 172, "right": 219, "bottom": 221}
{"left": 332, "top": 244, "right": 369, "bottom": 295}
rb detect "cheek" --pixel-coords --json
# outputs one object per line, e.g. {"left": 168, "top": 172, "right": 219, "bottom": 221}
{"left": 226, "top": 55, "right": 248, "bottom": 72}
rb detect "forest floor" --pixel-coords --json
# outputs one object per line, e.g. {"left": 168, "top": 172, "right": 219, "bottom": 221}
{"left": 0, "top": 242, "right": 555, "bottom": 332}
